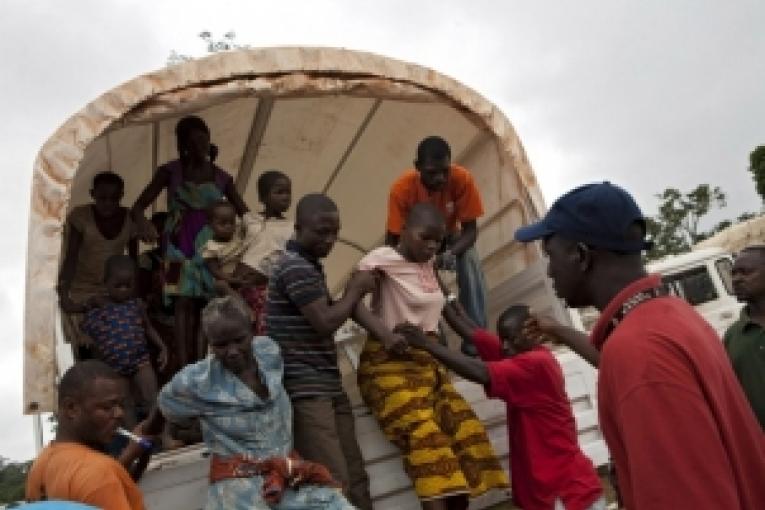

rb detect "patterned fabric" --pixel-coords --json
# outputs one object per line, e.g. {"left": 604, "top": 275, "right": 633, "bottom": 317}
{"left": 240, "top": 284, "right": 268, "bottom": 335}
{"left": 158, "top": 337, "right": 353, "bottom": 510}
{"left": 266, "top": 241, "right": 342, "bottom": 399}
{"left": 358, "top": 337, "right": 509, "bottom": 501}
{"left": 161, "top": 159, "right": 232, "bottom": 300}
{"left": 81, "top": 299, "right": 150, "bottom": 376}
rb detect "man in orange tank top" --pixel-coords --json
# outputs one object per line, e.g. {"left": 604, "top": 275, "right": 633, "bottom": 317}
{"left": 26, "top": 361, "right": 151, "bottom": 510}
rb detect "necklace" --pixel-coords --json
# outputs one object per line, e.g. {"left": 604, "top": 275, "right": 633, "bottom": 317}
{"left": 609, "top": 286, "right": 667, "bottom": 331}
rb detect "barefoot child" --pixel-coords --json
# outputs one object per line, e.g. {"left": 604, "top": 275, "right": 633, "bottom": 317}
{"left": 397, "top": 303, "right": 605, "bottom": 510}
{"left": 81, "top": 255, "right": 169, "bottom": 435}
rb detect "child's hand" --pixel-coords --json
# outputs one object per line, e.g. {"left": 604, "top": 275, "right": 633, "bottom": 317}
{"left": 156, "top": 346, "right": 169, "bottom": 372}
{"left": 393, "top": 322, "right": 429, "bottom": 349}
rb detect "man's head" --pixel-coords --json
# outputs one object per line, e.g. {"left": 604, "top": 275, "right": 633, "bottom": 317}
{"left": 104, "top": 255, "right": 136, "bottom": 303}
{"left": 515, "top": 182, "right": 651, "bottom": 309}
{"left": 295, "top": 193, "right": 340, "bottom": 259}
{"left": 90, "top": 171, "right": 124, "bottom": 218}
{"left": 202, "top": 294, "right": 253, "bottom": 374}
{"left": 496, "top": 305, "right": 536, "bottom": 355}
{"left": 57, "top": 360, "right": 126, "bottom": 449}
{"left": 732, "top": 246, "right": 765, "bottom": 304}
{"left": 414, "top": 136, "right": 451, "bottom": 192}
{"left": 399, "top": 203, "right": 446, "bottom": 263}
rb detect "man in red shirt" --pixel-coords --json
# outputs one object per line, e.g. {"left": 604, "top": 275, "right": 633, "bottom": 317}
{"left": 515, "top": 182, "right": 765, "bottom": 509}
{"left": 386, "top": 136, "right": 487, "bottom": 354}
{"left": 397, "top": 303, "right": 605, "bottom": 510}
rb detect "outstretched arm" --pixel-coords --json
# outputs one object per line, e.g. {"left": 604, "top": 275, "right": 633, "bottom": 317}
{"left": 131, "top": 167, "right": 170, "bottom": 242}
{"left": 299, "top": 271, "right": 379, "bottom": 336}
{"left": 524, "top": 316, "right": 600, "bottom": 367}
{"left": 449, "top": 220, "right": 478, "bottom": 257}
{"left": 396, "top": 324, "right": 490, "bottom": 385}
{"left": 141, "top": 306, "right": 168, "bottom": 372}
{"left": 353, "top": 302, "right": 407, "bottom": 354}
{"left": 441, "top": 301, "right": 478, "bottom": 342}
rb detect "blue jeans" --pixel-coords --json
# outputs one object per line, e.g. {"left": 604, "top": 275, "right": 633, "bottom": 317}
{"left": 456, "top": 246, "right": 488, "bottom": 329}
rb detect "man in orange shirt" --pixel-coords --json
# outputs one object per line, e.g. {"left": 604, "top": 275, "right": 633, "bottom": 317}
{"left": 26, "top": 361, "right": 150, "bottom": 509}
{"left": 386, "top": 136, "right": 487, "bottom": 353}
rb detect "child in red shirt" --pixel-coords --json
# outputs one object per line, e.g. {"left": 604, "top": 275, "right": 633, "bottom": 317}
{"left": 397, "top": 303, "right": 604, "bottom": 510}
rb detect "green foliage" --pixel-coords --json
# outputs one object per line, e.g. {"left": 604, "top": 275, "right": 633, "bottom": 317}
{"left": 748, "top": 145, "right": 765, "bottom": 203}
{"left": 0, "top": 458, "right": 31, "bottom": 504}
{"left": 645, "top": 184, "right": 727, "bottom": 260}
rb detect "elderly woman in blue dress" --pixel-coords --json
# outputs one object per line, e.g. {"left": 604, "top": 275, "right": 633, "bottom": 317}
{"left": 158, "top": 294, "right": 354, "bottom": 510}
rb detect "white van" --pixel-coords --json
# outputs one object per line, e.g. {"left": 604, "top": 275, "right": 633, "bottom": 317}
{"left": 648, "top": 247, "right": 741, "bottom": 336}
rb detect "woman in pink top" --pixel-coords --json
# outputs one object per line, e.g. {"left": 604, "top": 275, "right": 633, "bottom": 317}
{"left": 355, "top": 203, "right": 508, "bottom": 510}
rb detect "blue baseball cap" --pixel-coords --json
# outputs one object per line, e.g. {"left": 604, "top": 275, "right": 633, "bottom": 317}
{"left": 514, "top": 182, "right": 652, "bottom": 252}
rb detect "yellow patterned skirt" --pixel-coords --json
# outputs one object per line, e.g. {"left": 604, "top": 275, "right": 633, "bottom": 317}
{"left": 358, "top": 336, "right": 509, "bottom": 501}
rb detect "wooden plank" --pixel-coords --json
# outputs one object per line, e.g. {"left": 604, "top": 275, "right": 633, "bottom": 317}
{"left": 234, "top": 97, "right": 273, "bottom": 193}
{"left": 322, "top": 99, "right": 382, "bottom": 194}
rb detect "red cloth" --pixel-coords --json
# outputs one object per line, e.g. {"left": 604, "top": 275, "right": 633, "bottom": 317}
{"left": 472, "top": 330, "right": 602, "bottom": 510}
{"left": 209, "top": 452, "right": 339, "bottom": 505}
{"left": 239, "top": 284, "right": 268, "bottom": 335}
{"left": 591, "top": 274, "right": 765, "bottom": 510}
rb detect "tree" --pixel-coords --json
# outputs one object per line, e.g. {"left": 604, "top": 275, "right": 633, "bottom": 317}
{"left": 749, "top": 145, "right": 765, "bottom": 204}
{"left": 0, "top": 458, "right": 30, "bottom": 504}
{"left": 645, "top": 185, "right": 727, "bottom": 260}
{"left": 167, "top": 30, "right": 247, "bottom": 66}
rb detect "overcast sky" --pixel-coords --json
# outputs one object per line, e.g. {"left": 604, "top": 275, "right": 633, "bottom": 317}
{"left": 1, "top": 0, "right": 763, "bottom": 461}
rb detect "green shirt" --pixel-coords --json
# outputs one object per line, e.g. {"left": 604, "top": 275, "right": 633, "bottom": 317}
{"left": 723, "top": 307, "right": 765, "bottom": 429}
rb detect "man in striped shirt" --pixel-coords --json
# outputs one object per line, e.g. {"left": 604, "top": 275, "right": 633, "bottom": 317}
{"left": 266, "top": 193, "right": 375, "bottom": 510}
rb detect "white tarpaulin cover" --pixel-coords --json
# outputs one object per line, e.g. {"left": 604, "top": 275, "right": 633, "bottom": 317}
{"left": 695, "top": 214, "right": 765, "bottom": 253}
{"left": 25, "top": 47, "right": 546, "bottom": 413}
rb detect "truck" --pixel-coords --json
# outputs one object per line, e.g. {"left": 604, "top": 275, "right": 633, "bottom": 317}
{"left": 647, "top": 247, "right": 741, "bottom": 337}
{"left": 24, "top": 47, "right": 608, "bottom": 509}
